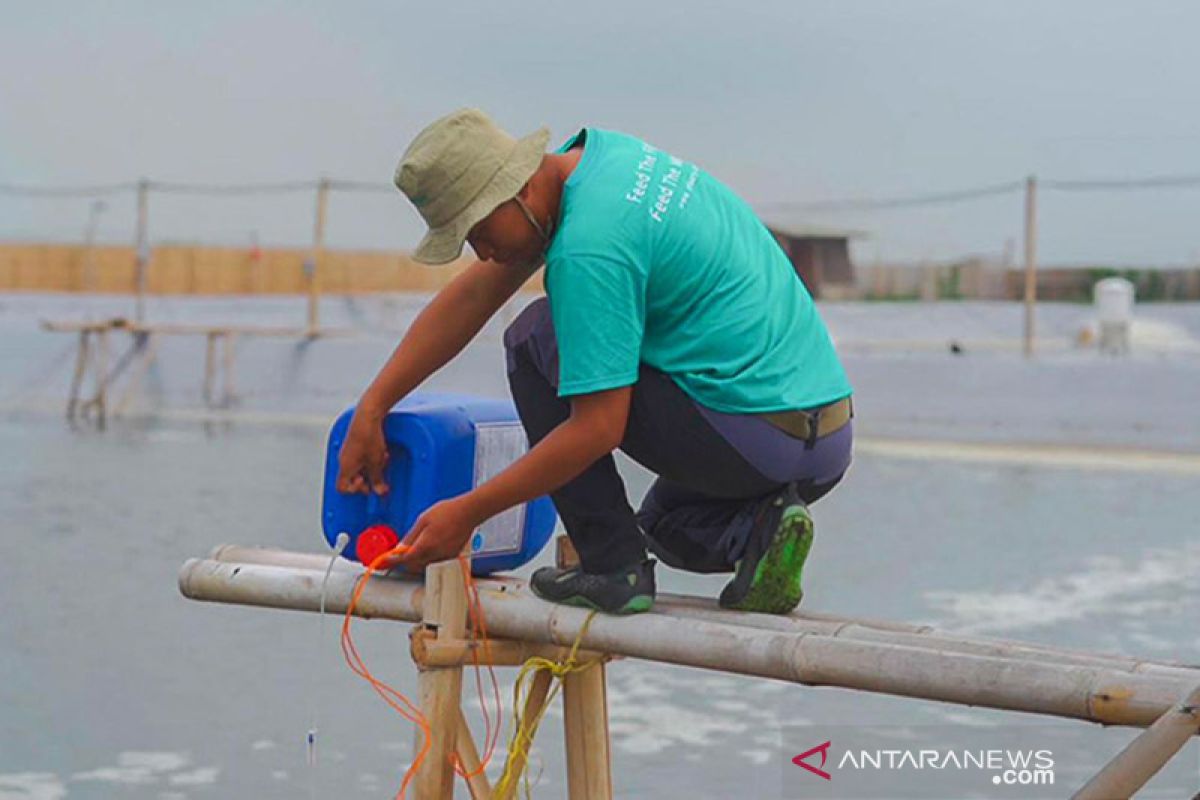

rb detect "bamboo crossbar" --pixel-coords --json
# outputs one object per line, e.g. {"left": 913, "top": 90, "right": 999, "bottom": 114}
{"left": 203, "top": 545, "right": 1200, "bottom": 681}
{"left": 42, "top": 318, "right": 351, "bottom": 337}
{"left": 179, "top": 547, "right": 1200, "bottom": 731}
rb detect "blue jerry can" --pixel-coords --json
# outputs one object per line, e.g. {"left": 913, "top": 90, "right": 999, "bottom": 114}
{"left": 322, "top": 392, "right": 557, "bottom": 574}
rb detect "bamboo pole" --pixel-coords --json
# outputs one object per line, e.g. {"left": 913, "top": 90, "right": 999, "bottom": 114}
{"left": 115, "top": 332, "right": 157, "bottom": 416}
{"left": 658, "top": 596, "right": 1198, "bottom": 680}
{"left": 563, "top": 664, "right": 612, "bottom": 800}
{"left": 1022, "top": 174, "right": 1038, "bottom": 358}
{"left": 135, "top": 178, "right": 149, "bottom": 322}
{"left": 556, "top": 534, "right": 613, "bottom": 800}
{"left": 221, "top": 332, "right": 237, "bottom": 406}
{"left": 1073, "top": 683, "right": 1200, "bottom": 800}
{"left": 66, "top": 330, "right": 91, "bottom": 422}
{"left": 204, "top": 545, "right": 1200, "bottom": 683}
{"left": 178, "top": 556, "right": 1200, "bottom": 730}
{"left": 93, "top": 326, "right": 110, "bottom": 430}
{"left": 307, "top": 178, "right": 329, "bottom": 336}
{"left": 203, "top": 333, "right": 218, "bottom": 407}
{"left": 455, "top": 709, "right": 491, "bottom": 800}
{"left": 494, "top": 669, "right": 553, "bottom": 800}
{"left": 413, "top": 558, "right": 469, "bottom": 799}
{"left": 413, "top": 634, "right": 608, "bottom": 669}
{"left": 81, "top": 200, "right": 105, "bottom": 292}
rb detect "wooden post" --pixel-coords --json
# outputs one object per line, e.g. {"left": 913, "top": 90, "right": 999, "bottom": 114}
{"left": 307, "top": 178, "right": 330, "bottom": 336}
{"left": 221, "top": 332, "right": 238, "bottom": 406}
{"left": 203, "top": 332, "right": 218, "bottom": 408}
{"left": 94, "top": 327, "right": 110, "bottom": 430}
{"left": 115, "top": 332, "right": 158, "bottom": 416}
{"left": 81, "top": 200, "right": 105, "bottom": 293}
{"left": 556, "top": 535, "right": 614, "bottom": 800}
{"left": 454, "top": 709, "right": 491, "bottom": 800}
{"left": 563, "top": 663, "right": 612, "bottom": 799}
{"left": 67, "top": 330, "right": 91, "bottom": 422}
{"left": 1022, "top": 175, "right": 1037, "bottom": 358}
{"left": 494, "top": 669, "right": 554, "bottom": 800}
{"left": 135, "top": 178, "right": 149, "bottom": 323}
{"left": 1073, "top": 682, "right": 1200, "bottom": 799}
{"left": 413, "top": 556, "right": 470, "bottom": 799}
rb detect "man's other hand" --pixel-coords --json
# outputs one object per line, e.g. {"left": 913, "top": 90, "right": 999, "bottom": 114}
{"left": 336, "top": 408, "right": 390, "bottom": 495}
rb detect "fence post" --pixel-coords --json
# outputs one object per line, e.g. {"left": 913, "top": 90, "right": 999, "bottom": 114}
{"left": 134, "top": 178, "right": 149, "bottom": 322}
{"left": 306, "top": 178, "right": 330, "bottom": 335}
{"left": 1022, "top": 175, "right": 1038, "bottom": 358}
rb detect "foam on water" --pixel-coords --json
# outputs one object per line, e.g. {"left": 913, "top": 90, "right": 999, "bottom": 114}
{"left": 924, "top": 541, "right": 1200, "bottom": 635}
{"left": 0, "top": 773, "right": 66, "bottom": 800}
{"left": 72, "top": 752, "right": 188, "bottom": 785}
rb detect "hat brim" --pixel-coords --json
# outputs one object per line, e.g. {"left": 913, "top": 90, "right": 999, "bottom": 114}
{"left": 411, "top": 126, "right": 551, "bottom": 266}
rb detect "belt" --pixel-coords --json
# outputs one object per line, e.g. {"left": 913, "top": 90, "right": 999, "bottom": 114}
{"left": 757, "top": 395, "right": 853, "bottom": 448}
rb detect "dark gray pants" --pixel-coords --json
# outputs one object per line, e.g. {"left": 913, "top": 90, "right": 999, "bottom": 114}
{"left": 503, "top": 297, "right": 853, "bottom": 575}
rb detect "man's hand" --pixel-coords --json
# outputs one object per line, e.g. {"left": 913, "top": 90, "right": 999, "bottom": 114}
{"left": 336, "top": 406, "right": 390, "bottom": 495}
{"left": 382, "top": 497, "right": 478, "bottom": 573}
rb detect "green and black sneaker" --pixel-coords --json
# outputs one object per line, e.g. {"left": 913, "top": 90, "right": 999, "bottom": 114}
{"left": 718, "top": 483, "right": 814, "bottom": 615}
{"left": 529, "top": 558, "right": 656, "bottom": 615}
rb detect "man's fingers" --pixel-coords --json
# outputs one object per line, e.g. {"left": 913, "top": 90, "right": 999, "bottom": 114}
{"left": 400, "top": 516, "right": 427, "bottom": 548}
{"left": 366, "top": 457, "right": 389, "bottom": 495}
{"left": 338, "top": 472, "right": 367, "bottom": 494}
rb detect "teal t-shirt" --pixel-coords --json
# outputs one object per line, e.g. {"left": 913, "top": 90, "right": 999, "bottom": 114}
{"left": 544, "top": 127, "right": 852, "bottom": 414}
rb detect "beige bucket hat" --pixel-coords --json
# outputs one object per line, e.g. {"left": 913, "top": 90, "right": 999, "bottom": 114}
{"left": 394, "top": 108, "right": 551, "bottom": 265}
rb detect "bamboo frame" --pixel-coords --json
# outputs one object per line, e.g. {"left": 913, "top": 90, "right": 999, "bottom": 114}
{"left": 180, "top": 548, "right": 1200, "bottom": 729}
{"left": 44, "top": 319, "right": 350, "bottom": 424}
{"left": 402, "top": 537, "right": 614, "bottom": 799}
{"left": 180, "top": 543, "right": 1200, "bottom": 796}
{"left": 199, "top": 544, "right": 1200, "bottom": 685}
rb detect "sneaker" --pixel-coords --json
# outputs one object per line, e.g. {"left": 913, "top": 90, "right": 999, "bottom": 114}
{"left": 529, "top": 558, "right": 656, "bottom": 615}
{"left": 718, "top": 483, "right": 814, "bottom": 614}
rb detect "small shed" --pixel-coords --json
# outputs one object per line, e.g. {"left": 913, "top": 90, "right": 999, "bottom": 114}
{"left": 764, "top": 224, "right": 863, "bottom": 299}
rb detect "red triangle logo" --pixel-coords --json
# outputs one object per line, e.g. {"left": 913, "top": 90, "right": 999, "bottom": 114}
{"left": 792, "top": 740, "right": 832, "bottom": 780}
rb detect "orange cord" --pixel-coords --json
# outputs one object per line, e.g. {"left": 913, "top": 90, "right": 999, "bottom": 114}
{"left": 340, "top": 544, "right": 503, "bottom": 799}
{"left": 451, "top": 554, "right": 504, "bottom": 780}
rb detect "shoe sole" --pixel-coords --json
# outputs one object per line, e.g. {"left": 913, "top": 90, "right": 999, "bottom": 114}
{"left": 722, "top": 504, "right": 814, "bottom": 614}
{"left": 530, "top": 586, "right": 655, "bottom": 615}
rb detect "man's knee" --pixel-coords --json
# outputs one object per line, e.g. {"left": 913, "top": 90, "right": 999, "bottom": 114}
{"left": 503, "top": 296, "right": 558, "bottom": 381}
{"left": 502, "top": 296, "right": 551, "bottom": 351}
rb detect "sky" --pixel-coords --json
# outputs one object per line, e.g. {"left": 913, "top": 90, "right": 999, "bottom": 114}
{"left": 2, "top": 0, "right": 1199, "bottom": 265}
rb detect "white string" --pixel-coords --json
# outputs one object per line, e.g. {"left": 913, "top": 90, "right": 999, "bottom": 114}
{"left": 308, "top": 532, "right": 350, "bottom": 797}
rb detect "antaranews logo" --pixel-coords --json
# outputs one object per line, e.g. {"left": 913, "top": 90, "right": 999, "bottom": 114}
{"left": 789, "top": 735, "right": 1057, "bottom": 798}
{"left": 791, "top": 740, "right": 832, "bottom": 780}
{"left": 784, "top": 723, "right": 1198, "bottom": 799}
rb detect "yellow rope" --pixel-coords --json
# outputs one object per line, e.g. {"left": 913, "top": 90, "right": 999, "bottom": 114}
{"left": 493, "top": 609, "right": 602, "bottom": 799}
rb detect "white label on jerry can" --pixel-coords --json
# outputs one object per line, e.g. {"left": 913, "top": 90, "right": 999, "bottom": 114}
{"left": 472, "top": 422, "right": 529, "bottom": 556}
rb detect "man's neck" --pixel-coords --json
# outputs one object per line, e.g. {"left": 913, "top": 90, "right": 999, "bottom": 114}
{"left": 533, "top": 149, "right": 582, "bottom": 233}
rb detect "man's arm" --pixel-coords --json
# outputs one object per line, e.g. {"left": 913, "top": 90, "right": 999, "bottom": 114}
{"left": 336, "top": 257, "right": 540, "bottom": 494}
{"left": 464, "top": 385, "right": 631, "bottom": 521}
{"left": 360, "top": 257, "right": 538, "bottom": 412}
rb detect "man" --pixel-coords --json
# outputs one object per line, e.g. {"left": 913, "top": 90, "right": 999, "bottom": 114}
{"left": 336, "top": 108, "right": 853, "bottom": 616}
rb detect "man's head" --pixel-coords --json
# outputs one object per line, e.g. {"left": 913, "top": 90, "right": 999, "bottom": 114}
{"left": 394, "top": 108, "right": 552, "bottom": 267}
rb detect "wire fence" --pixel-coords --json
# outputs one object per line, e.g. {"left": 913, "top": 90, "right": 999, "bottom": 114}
{"left": 4, "top": 170, "right": 1200, "bottom": 266}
